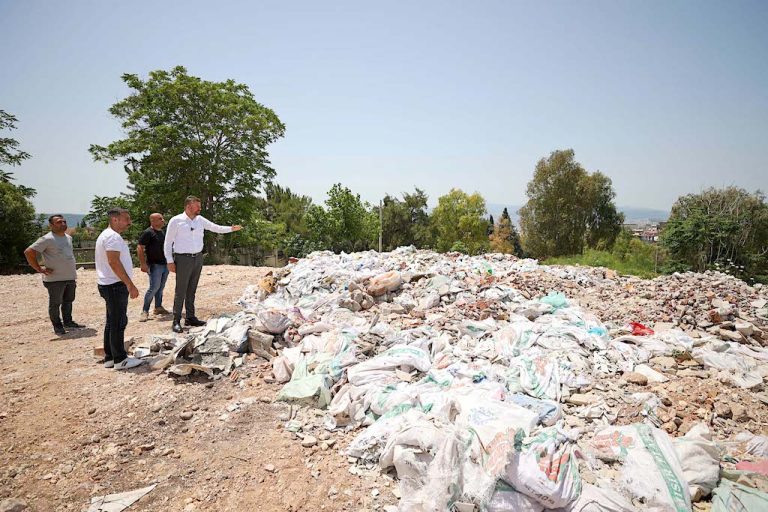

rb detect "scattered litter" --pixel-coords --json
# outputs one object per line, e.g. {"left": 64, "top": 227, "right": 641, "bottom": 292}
{"left": 86, "top": 484, "right": 156, "bottom": 512}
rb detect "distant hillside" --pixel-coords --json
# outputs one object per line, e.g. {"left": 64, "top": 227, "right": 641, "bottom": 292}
{"left": 41, "top": 213, "right": 88, "bottom": 227}
{"left": 485, "top": 204, "right": 668, "bottom": 226}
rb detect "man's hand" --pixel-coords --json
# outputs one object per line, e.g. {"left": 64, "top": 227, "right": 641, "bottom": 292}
{"left": 128, "top": 284, "right": 139, "bottom": 299}
{"left": 38, "top": 267, "right": 54, "bottom": 275}
{"left": 168, "top": 263, "right": 176, "bottom": 273}
{"left": 231, "top": 225, "right": 242, "bottom": 232}
{"left": 140, "top": 263, "right": 149, "bottom": 273}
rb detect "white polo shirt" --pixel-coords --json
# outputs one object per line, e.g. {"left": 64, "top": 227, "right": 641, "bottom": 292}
{"left": 95, "top": 228, "right": 133, "bottom": 285}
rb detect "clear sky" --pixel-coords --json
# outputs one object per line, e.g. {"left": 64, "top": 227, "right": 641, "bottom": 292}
{"left": 1, "top": 0, "right": 766, "bottom": 214}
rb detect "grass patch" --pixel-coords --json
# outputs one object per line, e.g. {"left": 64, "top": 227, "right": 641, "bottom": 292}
{"left": 545, "top": 248, "right": 662, "bottom": 279}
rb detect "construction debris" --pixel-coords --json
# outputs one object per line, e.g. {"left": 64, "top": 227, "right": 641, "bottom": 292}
{"left": 144, "top": 248, "right": 768, "bottom": 510}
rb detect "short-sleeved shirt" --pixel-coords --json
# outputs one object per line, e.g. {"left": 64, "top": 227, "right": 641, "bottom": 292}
{"left": 28, "top": 232, "right": 77, "bottom": 282}
{"left": 95, "top": 228, "right": 133, "bottom": 286}
{"left": 138, "top": 228, "right": 166, "bottom": 265}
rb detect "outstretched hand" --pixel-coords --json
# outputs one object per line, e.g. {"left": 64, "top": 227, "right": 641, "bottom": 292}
{"left": 231, "top": 225, "right": 243, "bottom": 232}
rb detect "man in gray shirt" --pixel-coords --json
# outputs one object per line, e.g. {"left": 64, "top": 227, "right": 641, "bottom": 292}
{"left": 24, "top": 214, "right": 85, "bottom": 335}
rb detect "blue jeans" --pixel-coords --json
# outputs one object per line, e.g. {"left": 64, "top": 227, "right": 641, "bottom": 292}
{"left": 143, "top": 263, "right": 169, "bottom": 312}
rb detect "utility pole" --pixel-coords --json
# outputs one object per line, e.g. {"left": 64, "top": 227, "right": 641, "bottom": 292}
{"left": 378, "top": 199, "right": 383, "bottom": 253}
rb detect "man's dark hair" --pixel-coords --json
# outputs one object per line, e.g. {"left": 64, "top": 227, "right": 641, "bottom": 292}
{"left": 107, "top": 208, "right": 129, "bottom": 220}
{"left": 185, "top": 195, "right": 201, "bottom": 206}
{"left": 48, "top": 214, "right": 64, "bottom": 224}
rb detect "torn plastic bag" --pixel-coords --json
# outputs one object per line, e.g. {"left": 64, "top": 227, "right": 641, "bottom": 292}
{"left": 257, "top": 309, "right": 292, "bottom": 334}
{"left": 507, "top": 393, "right": 562, "bottom": 426}
{"left": 486, "top": 480, "right": 543, "bottom": 512}
{"left": 276, "top": 354, "right": 334, "bottom": 407}
{"left": 711, "top": 479, "right": 768, "bottom": 512}
{"left": 672, "top": 423, "right": 721, "bottom": 501}
{"left": 540, "top": 291, "right": 568, "bottom": 310}
{"left": 629, "top": 322, "right": 654, "bottom": 336}
{"left": 503, "top": 426, "right": 582, "bottom": 509}
{"left": 379, "top": 416, "right": 465, "bottom": 512}
{"left": 591, "top": 424, "right": 691, "bottom": 512}
{"left": 554, "top": 484, "right": 635, "bottom": 512}
{"left": 347, "top": 345, "right": 431, "bottom": 386}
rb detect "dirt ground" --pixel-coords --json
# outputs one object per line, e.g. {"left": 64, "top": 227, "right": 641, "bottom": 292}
{"left": 0, "top": 266, "right": 394, "bottom": 512}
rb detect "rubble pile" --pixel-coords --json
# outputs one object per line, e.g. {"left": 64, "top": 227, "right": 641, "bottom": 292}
{"left": 142, "top": 248, "right": 768, "bottom": 511}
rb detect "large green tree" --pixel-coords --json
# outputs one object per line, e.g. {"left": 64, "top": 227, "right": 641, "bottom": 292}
{"left": 89, "top": 66, "right": 285, "bottom": 226}
{"left": 431, "top": 189, "right": 489, "bottom": 254}
{"left": 0, "top": 110, "right": 39, "bottom": 271}
{"left": 662, "top": 187, "right": 768, "bottom": 277}
{"left": 519, "top": 149, "right": 623, "bottom": 258}
{"left": 380, "top": 187, "right": 432, "bottom": 250}
{"left": 306, "top": 184, "right": 378, "bottom": 253}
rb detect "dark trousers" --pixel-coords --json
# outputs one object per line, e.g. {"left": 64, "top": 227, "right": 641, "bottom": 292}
{"left": 98, "top": 282, "right": 128, "bottom": 364}
{"left": 173, "top": 253, "right": 204, "bottom": 321}
{"left": 43, "top": 280, "right": 76, "bottom": 326}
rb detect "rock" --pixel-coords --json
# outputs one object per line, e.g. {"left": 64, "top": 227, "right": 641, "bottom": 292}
{"left": 0, "top": 499, "right": 27, "bottom": 512}
{"left": 59, "top": 464, "right": 73, "bottom": 475}
{"left": 623, "top": 372, "right": 649, "bottom": 386}
{"left": 566, "top": 393, "right": 599, "bottom": 406}
{"left": 735, "top": 321, "right": 755, "bottom": 337}
{"left": 180, "top": 411, "right": 194, "bottom": 420}
{"left": 714, "top": 402, "right": 732, "bottom": 419}
{"left": 264, "top": 464, "right": 277, "bottom": 473}
{"left": 731, "top": 403, "right": 749, "bottom": 421}
{"left": 719, "top": 329, "right": 743, "bottom": 342}
{"left": 151, "top": 404, "right": 162, "bottom": 413}
{"left": 650, "top": 356, "right": 678, "bottom": 370}
{"left": 301, "top": 435, "right": 317, "bottom": 448}
{"left": 87, "top": 407, "right": 97, "bottom": 415}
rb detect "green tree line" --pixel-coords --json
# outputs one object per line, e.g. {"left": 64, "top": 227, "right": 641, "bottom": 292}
{"left": 3, "top": 66, "right": 766, "bottom": 281}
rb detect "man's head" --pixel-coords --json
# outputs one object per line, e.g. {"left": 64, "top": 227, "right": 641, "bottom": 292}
{"left": 184, "top": 196, "right": 202, "bottom": 217}
{"left": 107, "top": 208, "right": 132, "bottom": 233}
{"left": 48, "top": 214, "right": 67, "bottom": 234}
{"left": 149, "top": 213, "right": 165, "bottom": 230}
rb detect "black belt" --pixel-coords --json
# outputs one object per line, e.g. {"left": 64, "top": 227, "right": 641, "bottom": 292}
{"left": 174, "top": 252, "right": 202, "bottom": 257}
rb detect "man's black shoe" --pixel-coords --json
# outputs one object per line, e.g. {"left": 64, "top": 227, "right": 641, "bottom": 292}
{"left": 172, "top": 321, "right": 183, "bottom": 333}
{"left": 53, "top": 324, "right": 67, "bottom": 335}
{"left": 185, "top": 317, "right": 206, "bottom": 327}
{"left": 63, "top": 321, "right": 85, "bottom": 329}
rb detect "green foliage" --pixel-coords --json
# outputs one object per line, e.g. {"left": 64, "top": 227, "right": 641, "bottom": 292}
{"left": 0, "top": 110, "right": 40, "bottom": 271}
{"left": 282, "top": 233, "right": 325, "bottom": 258}
{"left": 380, "top": 188, "right": 432, "bottom": 250}
{"left": 254, "top": 183, "right": 312, "bottom": 236}
{"left": 306, "top": 184, "right": 378, "bottom": 253}
{"left": 431, "top": 189, "right": 489, "bottom": 254}
{"left": 519, "top": 149, "right": 624, "bottom": 258}
{"left": 449, "top": 240, "right": 470, "bottom": 254}
{"left": 89, "top": 66, "right": 285, "bottom": 230}
{"left": 0, "top": 180, "right": 41, "bottom": 271}
{"left": 661, "top": 187, "right": 768, "bottom": 279}
{"left": 0, "top": 109, "right": 32, "bottom": 186}
{"left": 546, "top": 247, "right": 661, "bottom": 279}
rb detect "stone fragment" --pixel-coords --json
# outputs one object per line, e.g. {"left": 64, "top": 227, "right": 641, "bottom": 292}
{"left": 0, "top": 499, "right": 27, "bottom": 512}
{"left": 623, "top": 372, "right": 649, "bottom": 386}
{"left": 301, "top": 435, "right": 317, "bottom": 448}
{"left": 566, "top": 393, "right": 599, "bottom": 406}
{"left": 179, "top": 411, "right": 194, "bottom": 420}
{"left": 714, "top": 402, "right": 732, "bottom": 419}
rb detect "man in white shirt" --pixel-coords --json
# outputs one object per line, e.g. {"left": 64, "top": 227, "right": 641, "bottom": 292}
{"left": 95, "top": 208, "right": 142, "bottom": 370}
{"left": 164, "top": 196, "right": 242, "bottom": 333}
{"left": 24, "top": 214, "right": 85, "bottom": 335}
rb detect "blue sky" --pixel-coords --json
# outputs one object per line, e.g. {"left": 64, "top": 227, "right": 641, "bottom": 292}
{"left": 1, "top": 0, "right": 766, "bottom": 214}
